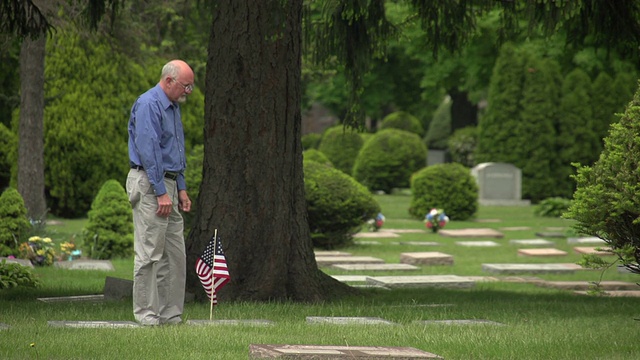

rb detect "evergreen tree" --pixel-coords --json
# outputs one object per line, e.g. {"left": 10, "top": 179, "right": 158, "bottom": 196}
{"left": 557, "top": 68, "right": 598, "bottom": 198}
{"left": 517, "top": 56, "right": 562, "bottom": 202}
{"left": 475, "top": 42, "right": 524, "bottom": 165}
{"left": 590, "top": 72, "right": 617, "bottom": 150}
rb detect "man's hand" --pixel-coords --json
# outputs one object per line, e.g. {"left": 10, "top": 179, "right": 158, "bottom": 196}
{"left": 156, "top": 193, "right": 173, "bottom": 217}
{"left": 178, "top": 190, "right": 191, "bottom": 212}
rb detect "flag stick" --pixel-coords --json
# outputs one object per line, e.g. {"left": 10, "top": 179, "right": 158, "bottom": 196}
{"left": 209, "top": 229, "right": 218, "bottom": 321}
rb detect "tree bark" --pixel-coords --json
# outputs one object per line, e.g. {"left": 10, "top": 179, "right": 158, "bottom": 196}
{"left": 449, "top": 89, "right": 477, "bottom": 133}
{"left": 185, "top": 0, "right": 356, "bottom": 302}
{"left": 18, "top": 35, "right": 47, "bottom": 222}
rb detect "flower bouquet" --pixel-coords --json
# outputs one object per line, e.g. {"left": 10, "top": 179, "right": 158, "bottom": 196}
{"left": 424, "top": 208, "right": 449, "bottom": 233}
{"left": 19, "top": 236, "right": 56, "bottom": 266}
{"left": 367, "top": 213, "right": 385, "bottom": 232}
{"left": 60, "top": 240, "right": 82, "bottom": 261}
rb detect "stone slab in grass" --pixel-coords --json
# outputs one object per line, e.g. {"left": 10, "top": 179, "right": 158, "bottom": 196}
{"left": 573, "top": 246, "right": 615, "bottom": 256}
{"left": 249, "top": 344, "right": 443, "bottom": 359}
{"left": 54, "top": 259, "right": 115, "bottom": 271}
{"left": 0, "top": 323, "right": 9, "bottom": 330}
{"left": 538, "top": 281, "right": 639, "bottom": 291}
{"left": 48, "top": 321, "right": 139, "bottom": 328}
{"left": 455, "top": 241, "right": 500, "bottom": 247}
{"left": 353, "top": 240, "right": 382, "bottom": 245}
{"left": 574, "top": 290, "right": 640, "bottom": 297}
{"left": 0, "top": 257, "right": 34, "bottom": 268}
{"left": 353, "top": 231, "right": 400, "bottom": 238}
{"left": 415, "top": 319, "right": 505, "bottom": 326}
{"left": 332, "top": 263, "right": 420, "bottom": 271}
{"left": 366, "top": 275, "right": 475, "bottom": 289}
{"left": 500, "top": 226, "right": 531, "bottom": 231}
{"left": 385, "top": 229, "right": 426, "bottom": 234}
{"left": 534, "top": 232, "right": 566, "bottom": 238}
{"left": 400, "top": 252, "right": 453, "bottom": 266}
{"left": 394, "top": 241, "right": 440, "bottom": 246}
{"left": 438, "top": 228, "right": 504, "bottom": 238}
{"left": 482, "top": 263, "right": 582, "bottom": 274}
{"left": 509, "top": 239, "right": 555, "bottom": 247}
{"left": 306, "top": 316, "right": 395, "bottom": 325}
{"left": 187, "top": 319, "right": 274, "bottom": 326}
{"left": 517, "top": 248, "right": 568, "bottom": 257}
{"left": 315, "top": 256, "right": 384, "bottom": 267}
{"left": 567, "top": 237, "right": 606, "bottom": 245}
{"left": 331, "top": 275, "right": 370, "bottom": 283}
{"left": 314, "top": 251, "right": 351, "bottom": 256}
{"left": 38, "top": 295, "right": 105, "bottom": 303}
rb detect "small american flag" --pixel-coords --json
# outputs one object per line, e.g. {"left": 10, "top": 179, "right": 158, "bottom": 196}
{"left": 195, "top": 234, "right": 230, "bottom": 304}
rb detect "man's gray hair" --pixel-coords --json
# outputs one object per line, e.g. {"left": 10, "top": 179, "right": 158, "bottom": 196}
{"left": 161, "top": 62, "right": 180, "bottom": 80}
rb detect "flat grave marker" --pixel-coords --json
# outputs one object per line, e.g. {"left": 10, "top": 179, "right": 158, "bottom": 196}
{"left": 415, "top": 319, "right": 505, "bottom": 326}
{"left": 567, "top": 237, "right": 606, "bottom": 245}
{"left": 38, "top": 295, "right": 105, "bottom": 303}
{"left": 400, "top": 252, "right": 453, "bottom": 266}
{"left": 455, "top": 241, "right": 500, "bottom": 247}
{"left": 314, "top": 251, "right": 351, "bottom": 256}
{"left": 482, "top": 263, "right": 582, "bottom": 274}
{"left": 366, "top": 275, "right": 475, "bottom": 289}
{"left": 353, "top": 231, "right": 400, "bottom": 238}
{"left": 535, "top": 232, "right": 565, "bottom": 238}
{"left": 306, "top": 316, "right": 395, "bottom": 325}
{"left": 538, "top": 281, "right": 639, "bottom": 291}
{"left": 331, "top": 275, "right": 370, "bottom": 283}
{"left": 315, "top": 256, "right": 384, "bottom": 267}
{"left": 332, "top": 263, "right": 420, "bottom": 271}
{"left": 249, "top": 344, "right": 443, "bottom": 359}
{"left": 500, "top": 226, "right": 531, "bottom": 231}
{"left": 0, "top": 323, "right": 9, "bottom": 330}
{"left": 517, "top": 248, "right": 568, "bottom": 257}
{"left": 187, "top": 319, "right": 274, "bottom": 326}
{"left": 54, "top": 259, "right": 115, "bottom": 271}
{"left": 384, "top": 229, "right": 426, "bottom": 234}
{"left": 509, "top": 239, "right": 555, "bottom": 247}
{"left": 394, "top": 241, "right": 440, "bottom": 246}
{"left": 48, "top": 321, "right": 139, "bottom": 328}
{"left": 573, "top": 247, "right": 615, "bottom": 256}
{"left": 438, "top": 228, "right": 504, "bottom": 238}
{"left": 574, "top": 290, "right": 640, "bottom": 297}
{"left": 354, "top": 240, "right": 382, "bottom": 245}
{"left": 0, "top": 257, "right": 34, "bottom": 268}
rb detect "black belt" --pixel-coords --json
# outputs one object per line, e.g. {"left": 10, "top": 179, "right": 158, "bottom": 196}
{"left": 131, "top": 165, "right": 179, "bottom": 180}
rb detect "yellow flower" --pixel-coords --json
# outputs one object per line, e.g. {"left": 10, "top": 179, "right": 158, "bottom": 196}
{"left": 43, "top": 237, "right": 52, "bottom": 243}
{"left": 29, "top": 236, "right": 41, "bottom": 242}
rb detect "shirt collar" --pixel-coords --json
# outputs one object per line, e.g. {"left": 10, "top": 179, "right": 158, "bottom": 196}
{"left": 154, "top": 84, "right": 176, "bottom": 110}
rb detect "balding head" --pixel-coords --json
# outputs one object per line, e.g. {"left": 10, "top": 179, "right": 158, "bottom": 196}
{"left": 159, "top": 60, "right": 195, "bottom": 103}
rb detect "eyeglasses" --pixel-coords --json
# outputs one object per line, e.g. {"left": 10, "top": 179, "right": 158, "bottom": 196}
{"left": 172, "top": 78, "right": 194, "bottom": 92}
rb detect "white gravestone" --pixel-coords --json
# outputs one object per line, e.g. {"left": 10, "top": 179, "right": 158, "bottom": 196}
{"left": 471, "top": 162, "right": 531, "bottom": 206}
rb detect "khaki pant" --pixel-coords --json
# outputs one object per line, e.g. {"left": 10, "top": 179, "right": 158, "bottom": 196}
{"left": 126, "top": 168, "right": 186, "bottom": 325}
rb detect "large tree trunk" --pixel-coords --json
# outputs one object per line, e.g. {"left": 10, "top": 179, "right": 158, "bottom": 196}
{"left": 449, "top": 89, "right": 477, "bottom": 133}
{"left": 185, "top": 0, "right": 356, "bottom": 302}
{"left": 18, "top": 35, "right": 47, "bottom": 222}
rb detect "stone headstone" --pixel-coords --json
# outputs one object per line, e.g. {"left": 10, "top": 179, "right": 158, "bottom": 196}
{"left": 517, "top": 248, "right": 568, "bottom": 257}
{"left": 38, "top": 295, "right": 105, "bottom": 303}
{"left": 48, "top": 321, "right": 139, "bottom": 328}
{"left": 54, "top": 259, "right": 115, "bottom": 271}
{"left": 332, "top": 263, "right": 420, "bottom": 271}
{"left": 249, "top": 344, "right": 443, "bottom": 359}
{"left": 455, "top": 241, "right": 500, "bottom": 247}
{"left": 366, "top": 275, "right": 475, "bottom": 289}
{"left": 471, "top": 162, "right": 531, "bottom": 206}
{"left": 438, "top": 228, "right": 504, "bottom": 238}
{"left": 187, "top": 319, "right": 274, "bottom": 326}
{"left": 306, "top": 317, "right": 395, "bottom": 325}
{"left": 104, "top": 276, "right": 133, "bottom": 300}
{"left": 400, "top": 252, "right": 453, "bottom": 266}
{"left": 509, "top": 239, "right": 555, "bottom": 247}
{"left": 0, "top": 257, "right": 34, "bottom": 268}
{"left": 567, "top": 237, "right": 606, "bottom": 245}
{"left": 315, "top": 256, "right": 385, "bottom": 267}
{"left": 482, "top": 263, "right": 582, "bottom": 274}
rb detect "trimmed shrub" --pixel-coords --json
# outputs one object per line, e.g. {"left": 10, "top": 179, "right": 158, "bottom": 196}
{"left": 353, "top": 129, "right": 427, "bottom": 193}
{"left": 317, "top": 126, "right": 364, "bottom": 175}
{"left": 409, "top": 163, "right": 478, "bottom": 221}
{"left": 304, "top": 160, "right": 380, "bottom": 249}
{"left": 303, "top": 149, "right": 333, "bottom": 167}
{"left": 447, "top": 126, "right": 477, "bottom": 167}
{"left": 301, "top": 133, "right": 322, "bottom": 150}
{"left": 0, "top": 188, "right": 30, "bottom": 257}
{"left": 82, "top": 180, "right": 134, "bottom": 259}
{"left": 0, "top": 260, "right": 40, "bottom": 289}
{"left": 379, "top": 111, "right": 424, "bottom": 137}
{"left": 534, "top": 197, "right": 572, "bottom": 218}
{"left": 565, "top": 82, "right": 640, "bottom": 273}
{"left": 424, "top": 98, "right": 452, "bottom": 150}
{"left": 0, "top": 123, "right": 16, "bottom": 190}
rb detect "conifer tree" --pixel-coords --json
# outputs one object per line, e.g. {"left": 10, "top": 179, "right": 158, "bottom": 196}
{"left": 590, "top": 72, "right": 617, "bottom": 151}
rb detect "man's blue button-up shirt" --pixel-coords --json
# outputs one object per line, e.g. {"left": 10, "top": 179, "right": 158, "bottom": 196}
{"left": 128, "top": 84, "right": 187, "bottom": 196}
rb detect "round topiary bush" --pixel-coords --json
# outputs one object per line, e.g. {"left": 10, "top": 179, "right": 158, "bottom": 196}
{"left": 379, "top": 111, "right": 424, "bottom": 137}
{"left": 447, "top": 126, "right": 477, "bottom": 167}
{"left": 0, "top": 188, "right": 31, "bottom": 257}
{"left": 317, "top": 126, "right": 364, "bottom": 175}
{"left": 409, "top": 163, "right": 478, "bottom": 221}
{"left": 301, "top": 133, "right": 322, "bottom": 150}
{"left": 304, "top": 160, "right": 380, "bottom": 249}
{"left": 353, "top": 129, "right": 427, "bottom": 193}
{"left": 303, "top": 149, "right": 333, "bottom": 167}
{"left": 82, "top": 179, "right": 134, "bottom": 259}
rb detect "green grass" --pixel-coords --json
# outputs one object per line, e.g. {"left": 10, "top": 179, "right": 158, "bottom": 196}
{"left": 2, "top": 194, "right": 639, "bottom": 359}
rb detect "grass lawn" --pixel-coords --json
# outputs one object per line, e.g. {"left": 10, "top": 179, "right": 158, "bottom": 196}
{"left": 1, "top": 194, "right": 639, "bottom": 359}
